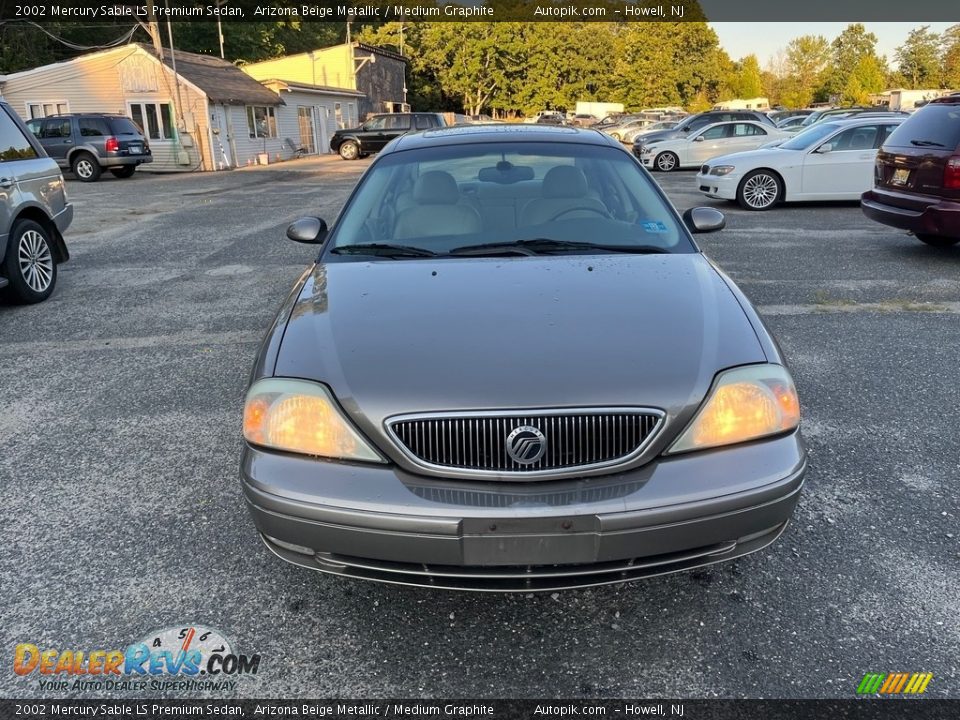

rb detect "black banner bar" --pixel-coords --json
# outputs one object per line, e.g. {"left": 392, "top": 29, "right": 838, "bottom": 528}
{"left": 2, "top": 700, "right": 959, "bottom": 720}
{"left": 0, "top": 0, "right": 958, "bottom": 23}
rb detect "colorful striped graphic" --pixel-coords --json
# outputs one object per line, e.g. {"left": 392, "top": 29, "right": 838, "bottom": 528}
{"left": 857, "top": 673, "right": 933, "bottom": 694}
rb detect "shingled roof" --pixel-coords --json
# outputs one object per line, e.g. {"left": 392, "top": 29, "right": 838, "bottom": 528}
{"left": 138, "top": 44, "right": 281, "bottom": 106}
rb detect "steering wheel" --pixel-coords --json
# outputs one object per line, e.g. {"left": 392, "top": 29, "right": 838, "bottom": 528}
{"left": 548, "top": 206, "right": 611, "bottom": 222}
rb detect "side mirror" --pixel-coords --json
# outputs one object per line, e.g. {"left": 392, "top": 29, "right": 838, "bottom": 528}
{"left": 682, "top": 207, "right": 726, "bottom": 234}
{"left": 286, "top": 217, "right": 328, "bottom": 244}
{"left": 815, "top": 143, "right": 833, "bottom": 154}
{"left": 692, "top": 135, "right": 705, "bottom": 142}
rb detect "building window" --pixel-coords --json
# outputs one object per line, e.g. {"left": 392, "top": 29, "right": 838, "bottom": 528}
{"left": 26, "top": 101, "right": 69, "bottom": 119}
{"left": 129, "top": 102, "right": 174, "bottom": 140}
{"left": 247, "top": 106, "right": 277, "bottom": 139}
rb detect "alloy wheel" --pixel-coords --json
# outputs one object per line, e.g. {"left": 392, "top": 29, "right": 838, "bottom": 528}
{"left": 742, "top": 173, "right": 779, "bottom": 209}
{"left": 656, "top": 153, "right": 676, "bottom": 171}
{"left": 17, "top": 229, "right": 54, "bottom": 293}
{"left": 75, "top": 159, "right": 95, "bottom": 179}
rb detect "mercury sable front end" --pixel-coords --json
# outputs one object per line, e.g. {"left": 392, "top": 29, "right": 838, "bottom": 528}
{"left": 241, "top": 126, "right": 806, "bottom": 591}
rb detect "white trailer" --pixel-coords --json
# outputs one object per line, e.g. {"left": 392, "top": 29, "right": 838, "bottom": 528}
{"left": 575, "top": 101, "right": 624, "bottom": 118}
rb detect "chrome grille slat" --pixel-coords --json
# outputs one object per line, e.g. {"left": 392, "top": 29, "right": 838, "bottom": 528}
{"left": 387, "top": 408, "right": 664, "bottom": 476}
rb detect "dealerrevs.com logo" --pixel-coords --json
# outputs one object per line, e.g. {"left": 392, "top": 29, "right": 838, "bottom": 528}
{"left": 14, "top": 625, "right": 260, "bottom": 693}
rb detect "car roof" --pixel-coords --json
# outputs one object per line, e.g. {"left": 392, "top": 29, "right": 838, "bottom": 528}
{"left": 387, "top": 124, "right": 623, "bottom": 153}
{"left": 828, "top": 116, "right": 907, "bottom": 125}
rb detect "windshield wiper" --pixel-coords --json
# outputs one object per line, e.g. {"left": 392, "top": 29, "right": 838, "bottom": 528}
{"left": 450, "top": 239, "right": 670, "bottom": 256}
{"left": 329, "top": 243, "right": 439, "bottom": 258}
{"left": 909, "top": 139, "right": 946, "bottom": 147}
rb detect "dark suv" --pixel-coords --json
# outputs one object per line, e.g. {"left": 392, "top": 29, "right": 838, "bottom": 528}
{"left": 0, "top": 101, "right": 72, "bottom": 303}
{"left": 861, "top": 97, "right": 960, "bottom": 247}
{"left": 330, "top": 113, "right": 446, "bottom": 160}
{"left": 25, "top": 113, "right": 152, "bottom": 182}
{"left": 632, "top": 110, "right": 776, "bottom": 157}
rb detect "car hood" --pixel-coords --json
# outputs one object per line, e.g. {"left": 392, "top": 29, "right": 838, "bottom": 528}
{"left": 701, "top": 147, "right": 795, "bottom": 170}
{"left": 634, "top": 129, "right": 683, "bottom": 145}
{"left": 274, "top": 254, "right": 767, "bottom": 457}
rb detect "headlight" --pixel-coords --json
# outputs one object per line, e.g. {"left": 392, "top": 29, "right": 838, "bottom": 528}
{"left": 243, "top": 378, "right": 385, "bottom": 462}
{"left": 667, "top": 365, "right": 800, "bottom": 454}
{"left": 710, "top": 165, "right": 736, "bottom": 176}
{"left": 642, "top": 146, "right": 656, "bottom": 155}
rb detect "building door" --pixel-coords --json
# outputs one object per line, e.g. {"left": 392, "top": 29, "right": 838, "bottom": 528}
{"left": 211, "top": 105, "right": 232, "bottom": 168}
{"left": 297, "top": 107, "right": 316, "bottom": 154}
{"left": 315, "top": 105, "right": 330, "bottom": 153}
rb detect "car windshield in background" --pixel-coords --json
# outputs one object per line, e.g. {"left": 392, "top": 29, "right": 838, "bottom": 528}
{"left": 779, "top": 122, "right": 843, "bottom": 151}
{"left": 326, "top": 142, "right": 694, "bottom": 257}
{"left": 881, "top": 104, "right": 960, "bottom": 150}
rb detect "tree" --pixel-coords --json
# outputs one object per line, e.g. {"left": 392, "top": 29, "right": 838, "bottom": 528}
{"left": 781, "top": 35, "right": 831, "bottom": 107}
{"left": 895, "top": 25, "right": 942, "bottom": 88}
{"left": 727, "top": 55, "right": 763, "bottom": 98}
{"left": 822, "top": 24, "right": 885, "bottom": 102}
{"left": 942, "top": 24, "right": 960, "bottom": 89}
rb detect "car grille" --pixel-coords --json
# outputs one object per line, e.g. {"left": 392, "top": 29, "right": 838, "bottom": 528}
{"left": 386, "top": 409, "right": 664, "bottom": 477}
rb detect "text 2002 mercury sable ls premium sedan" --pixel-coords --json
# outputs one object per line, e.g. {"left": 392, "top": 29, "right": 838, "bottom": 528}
{"left": 241, "top": 125, "right": 806, "bottom": 591}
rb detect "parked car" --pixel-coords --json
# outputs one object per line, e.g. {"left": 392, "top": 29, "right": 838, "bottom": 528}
{"left": 24, "top": 113, "right": 152, "bottom": 182}
{"left": 638, "top": 121, "right": 786, "bottom": 172}
{"left": 330, "top": 113, "right": 446, "bottom": 160}
{"left": 592, "top": 113, "right": 626, "bottom": 129}
{"left": 569, "top": 113, "right": 598, "bottom": 127}
{"left": 632, "top": 110, "right": 778, "bottom": 158}
{"left": 623, "top": 120, "right": 678, "bottom": 144}
{"left": 240, "top": 124, "right": 806, "bottom": 591}
{"left": 776, "top": 115, "right": 809, "bottom": 130}
{"left": 604, "top": 119, "right": 650, "bottom": 142}
{"left": 697, "top": 116, "right": 906, "bottom": 210}
{"left": 861, "top": 96, "right": 960, "bottom": 247}
{"left": 535, "top": 113, "right": 567, "bottom": 126}
{"left": 0, "top": 101, "right": 72, "bottom": 303}
{"left": 794, "top": 106, "right": 896, "bottom": 130}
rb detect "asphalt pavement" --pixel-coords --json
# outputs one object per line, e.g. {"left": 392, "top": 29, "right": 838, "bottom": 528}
{"left": 1, "top": 155, "right": 957, "bottom": 700}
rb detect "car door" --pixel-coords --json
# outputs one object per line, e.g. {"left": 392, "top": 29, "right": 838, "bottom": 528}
{"left": 688, "top": 123, "right": 732, "bottom": 164}
{"left": 728, "top": 122, "right": 771, "bottom": 153}
{"left": 360, "top": 116, "right": 389, "bottom": 151}
{"left": 801, "top": 124, "right": 881, "bottom": 199}
{"left": 39, "top": 118, "right": 74, "bottom": 166}
{"left": 383, "top": 114, "right": 413, "bottom": 145}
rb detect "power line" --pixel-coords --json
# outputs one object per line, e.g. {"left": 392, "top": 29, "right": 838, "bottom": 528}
{"left": 0, "top": 21, "right": 139, "bottom": 51}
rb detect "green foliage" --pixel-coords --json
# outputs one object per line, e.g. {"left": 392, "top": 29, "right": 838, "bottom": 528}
{"left": 941, "top": 25, "right": 960, "bottom": 89}
{"left": 895, "top": 26, "right": 942, "bottom": 89}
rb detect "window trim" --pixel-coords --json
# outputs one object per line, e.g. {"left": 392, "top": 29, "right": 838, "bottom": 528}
{"left": 25, "top": 100, "right": 70, "bottom": 119}
{"left": 127, "top": 101, "right": 175, "bottom": 142}
{"left": 246, "top": 105, "right": 278, "bottom": 139}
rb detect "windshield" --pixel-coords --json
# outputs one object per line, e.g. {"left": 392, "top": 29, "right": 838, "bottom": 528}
{"left": 325, "top": 142, "right": 695, "bottom": 257}
{"left": 779, "top": 122, "right": 843, "bottom": 151}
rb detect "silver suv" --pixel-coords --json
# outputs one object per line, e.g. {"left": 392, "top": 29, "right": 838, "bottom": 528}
{"left": 0, "top": 101, "right": 72, "bottom": 303}
{"left": 25, "top": 113, "right": 152, "bottom": 182}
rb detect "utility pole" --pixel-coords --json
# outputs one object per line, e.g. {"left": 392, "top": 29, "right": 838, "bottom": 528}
{"left": 138, "top": 6, "right": 163, "bottom": 60}
{"left": 216, "top": 0, "right": 227, "bottom": 58}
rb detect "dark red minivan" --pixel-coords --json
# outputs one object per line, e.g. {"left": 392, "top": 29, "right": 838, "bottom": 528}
{"left": 861, "top": 96, "right": 960, "bottom": 247}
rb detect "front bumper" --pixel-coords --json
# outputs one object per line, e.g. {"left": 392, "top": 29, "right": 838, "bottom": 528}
{"left": 241, "top": 431, "right": 806, "bottom": 591}
{"left": 696, "top": 172, "right": 739, "bottom": 200}
{"left": 861, "top": 187, "right": 960, "bottom": 238}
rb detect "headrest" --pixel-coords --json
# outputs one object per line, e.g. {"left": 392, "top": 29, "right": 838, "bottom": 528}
{"left": 413, "top": 171, "right": 460, "bottom": 205}
{"left": 542, "top": 165, "right": 589, "bottom": 198}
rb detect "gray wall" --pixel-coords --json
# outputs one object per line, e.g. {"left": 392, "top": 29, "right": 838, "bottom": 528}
{"left": 355, "top": 54, "right": 407, "bottom": 119}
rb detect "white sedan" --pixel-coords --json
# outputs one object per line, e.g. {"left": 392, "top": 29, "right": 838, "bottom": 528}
{"left": 695, "top": 116, "right": 905, "bottom": 210}
{"left": 638, "top": 121, "right": 786, "bottom": 172}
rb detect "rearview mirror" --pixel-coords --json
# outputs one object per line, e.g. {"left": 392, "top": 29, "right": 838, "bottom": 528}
{"left": 682, "top": 207, "right": 725, "bottom": 234}
{"left": 815, "top": 143, "right": 833, "bottom": 154}
{"left": 693, "top": 135, "right": 705, "bottom": 142}
{"left": 286, "top": 217, "right": 328, "bottom": 244}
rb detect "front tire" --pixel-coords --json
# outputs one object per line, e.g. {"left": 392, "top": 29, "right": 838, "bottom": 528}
{"left": 654, "top": 152, "right": 678, "bottom": 172}
{"left": 915, "top": 233, "right": 960, "bottom": 247}
{"left": 1, "top": 219, "right": 57, "bottom": 304}
{"left": 737, "top": 170, "right": 782, "bottom": 210}
{"left": 110, "top": 165, "right": 136, "bottom": 178}
{"left": 71, "top": 152, "right": 101, "bottom": 182}
{"left": 338, "top": 141, "right": 359, "bottom": 160}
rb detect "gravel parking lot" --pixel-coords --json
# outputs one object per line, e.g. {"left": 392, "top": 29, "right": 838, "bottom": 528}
{"left": 1, "top": 156, "right": 957, "bottom": 699}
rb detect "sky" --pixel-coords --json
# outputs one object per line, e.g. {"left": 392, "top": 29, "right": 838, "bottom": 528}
{"left": 710, "top": 22, "right": 955, "bottom": 66}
